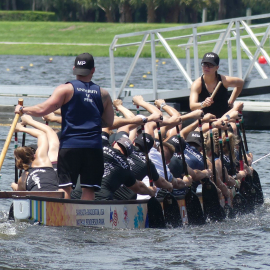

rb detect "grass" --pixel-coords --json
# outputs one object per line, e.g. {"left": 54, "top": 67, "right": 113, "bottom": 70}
{"left": 0, "top": 21, "right": 269, "bottom": 58}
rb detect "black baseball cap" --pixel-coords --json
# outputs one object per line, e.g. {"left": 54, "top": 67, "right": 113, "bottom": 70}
{"left": 166, "top": 135, "right": 186, "bottom": 153}
{"left": 134, "top": 133, "right": 154, "bottom": 153}
{"left": 186, "top": 131, "right": 202, "bottom": 147}
{"left": 73, "top": 53, "right": 94, "bottom": 76}
{"left": 116, "top": 137, "right": 133, "bottom": 156}
{"left": 114, "top": 131, "right": 129, "bottom": 142}
{"left": 201, "top": 52, "right": 219, "bottom": 66}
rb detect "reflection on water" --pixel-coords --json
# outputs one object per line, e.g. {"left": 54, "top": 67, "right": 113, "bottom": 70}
{"left": 0, "top": 126, "right": 269, "bottom": 269}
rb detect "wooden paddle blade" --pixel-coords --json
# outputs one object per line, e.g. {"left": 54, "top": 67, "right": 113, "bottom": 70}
{"left": 202, "top": 178, "right": 226, "bottom": 221}
{"left": 163, "top": 193, "right": 182, "bottom": 228}
{"left": 185, "top": 188, "right": 205, "bottom": 225}
{"left": 232, "top": 192, "right": 248, "bottom": 215}
{"left": 253, "top": 169, "right": 263, "bottom": 192}
{"left": 253, "top": 183, "right": 264, "bottom": 205}
{"left": 147, "top": 197, "right": 166, "bottom": 229}
{"left": 239, "top": 180, "right": 255, "bottom": 213}
{"left": 244, "top": 174, "right": 264, "bottom": 205}
{"left": 8, "top": 203, "right": 14, "bottom": 220}
{"left": 224, "top": 204, "right": 236, "bottom": 219}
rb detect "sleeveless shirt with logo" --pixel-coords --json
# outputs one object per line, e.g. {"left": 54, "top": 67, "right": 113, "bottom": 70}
{"left": 60, "top": 80, "right": 104, "bottom": 149}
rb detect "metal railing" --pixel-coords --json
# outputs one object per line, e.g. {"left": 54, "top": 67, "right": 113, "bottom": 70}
{"left": 109, "top": 13, "right": 270, "bottom": 100}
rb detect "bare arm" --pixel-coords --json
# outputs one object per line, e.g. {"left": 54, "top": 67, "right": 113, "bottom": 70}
{"left": 222, "top": 75, "right": 244, "bottom": 107}
{"left": 43, "top": 113, "right": 62, "bottom": 124}
{"left": 15, "top": 84, "right": 73, "bottom": 116}
{"left": 100, "top": 88, "right": 114, "bottom": 128}
{"left": 128, "top": 180, "right": 156, "bottom": 197}
{"left": 154, "top": 176, "right": 173, "bottom": 192}
{"left": 11, "top": 172, "right": 28, "bottom": 191}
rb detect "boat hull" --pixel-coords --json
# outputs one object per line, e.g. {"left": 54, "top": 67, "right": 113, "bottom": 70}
{"left": 13, "top": 195, "right": 193, "bottom": 229}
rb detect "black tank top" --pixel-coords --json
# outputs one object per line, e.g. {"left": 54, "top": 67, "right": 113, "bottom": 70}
{"left": 26, "top": 167, "right": 59, "bottom": 191}
{"left": 199, "top": 74, "right": 229, "bottom": 118}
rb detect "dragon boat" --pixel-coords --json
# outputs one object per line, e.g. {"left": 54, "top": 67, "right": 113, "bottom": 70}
{"left": 3, "top": 188, "right": 241, "bottom": 229}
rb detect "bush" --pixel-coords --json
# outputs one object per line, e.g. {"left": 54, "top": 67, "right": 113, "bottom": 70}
{"left": 0, "top": 11, "right": 56, "bottom": 21}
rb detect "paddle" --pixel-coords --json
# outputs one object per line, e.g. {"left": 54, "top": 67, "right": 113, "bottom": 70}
{"left": 211, "top": 81, "right": 222, "bottom": 99}
{"left": 236, "top": 120, "right": 263, "bottom": 206}
{"left": 0, "top": 99, "right": 23, "bottom": 171}
{"left": 156, "top": 120, "right": 182, "bottom": 228}
{"left": 204, "top": 122, "right": 226, "bottom": 221}
{"left": 239, "top": 112, "right": 263, "bottom": 195}
{"left": 14, "top": 132, "right": 18, "bottom": 183}
{"left": 199, "top": 120, "right": 222, "bottom": 221}
{"left": 218, "top": 129, "right": 235, "bottom": 218}
{"left": 176, "top": 125, "right": 205, "bottom": 225}
{"left": 224, "top": 128, "right": 248, "bottom": 215}
{"left": 18, "top": 126, "right": 26, "bottom": 178}
{"left": 136, "top": 106, "right": 165, "bottom": 228}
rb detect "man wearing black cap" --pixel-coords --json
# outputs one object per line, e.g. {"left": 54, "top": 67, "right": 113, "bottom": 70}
{"left": 15, "top": 53, "right": 114, "bottom": 200}
{"left": 95, "top": 137, "right": 156, "bottom": 200}
{"left": 190, "top": 52, "right": 244, "bottom": 118}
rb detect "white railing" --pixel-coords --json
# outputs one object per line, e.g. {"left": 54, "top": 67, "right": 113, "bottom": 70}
{"left": 109, "top": 13, "right": 270, "bottom": 100}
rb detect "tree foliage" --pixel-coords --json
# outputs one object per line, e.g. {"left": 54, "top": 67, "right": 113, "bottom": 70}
{"left": 0, "top": 0, "right": 269, "bottom": 23}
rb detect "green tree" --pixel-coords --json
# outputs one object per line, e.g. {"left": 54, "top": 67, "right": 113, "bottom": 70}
{"left": 73, "top": 0, "right": 117, "bottom": 22}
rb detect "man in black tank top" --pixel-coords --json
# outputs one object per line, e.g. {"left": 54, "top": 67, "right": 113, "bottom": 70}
{"left": 189, "top": 52, "right": 244, "bottom": 118}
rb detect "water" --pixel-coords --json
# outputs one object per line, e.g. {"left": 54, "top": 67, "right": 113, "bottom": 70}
{"left": 1, "top": 55, "right": 270, "bottom": 99}
{"left": 0, "top": 56, "right": 270, "bottom": 269}
{"left": 0, "top": 128, "right": 269, "bottom": 269}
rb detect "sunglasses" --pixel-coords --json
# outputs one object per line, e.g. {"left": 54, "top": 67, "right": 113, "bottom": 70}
{"left": 201, "top": 62, "right": 216, "bottom": 68}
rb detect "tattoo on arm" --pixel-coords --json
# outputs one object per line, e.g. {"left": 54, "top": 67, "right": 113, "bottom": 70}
{"left": 102, "top": 119, "right": 110, "bottom": 128}
{"left": 101, "top": 89, "right": 112, "bottom": 106}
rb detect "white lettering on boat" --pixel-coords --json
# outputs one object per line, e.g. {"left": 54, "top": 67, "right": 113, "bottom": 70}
{"left": 76, "top": 219, "right": 105, "bottom": 226}
{"left": 76, "top": 209, "right": 104, "bottom": 216}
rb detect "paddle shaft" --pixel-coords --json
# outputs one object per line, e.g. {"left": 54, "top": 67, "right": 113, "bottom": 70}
{"left": 136, "top": 105, "right": 153, "bottom": 187}
{"left": 198, "top": 120, "right": 208, "bottom": 170}
{"left": 239, "top": 111, "right": 249, "bottom": 153}
{"left": 236, "top": 120, "right": 249, "bottom": 166}
{"left": 218, "top": 129, "right": 226, "bottom": 183}
{"left": 211, "top": 81, "right": 222, "bottom": 100}
{"left": 141, "top": 125, "right": 154, "bottom": 187}
{"left": 224, "top": 130, "right": 236, "bottom": 176}
{"left": 14, "top": 132, "right": 18, "bottom": 183}
{"left": 176, "top": 125, "right": 188, "bottom": 176}
{"left": 19, "top": 125, "right": 26, "bottom": 178}
{"left": 209, "top": 122, "right": 217, "bottom": 184}
{"left": 0, "top": 99, "right": 23, "bottom": 171}
{"left": 157, "top": 122, "right": 169, "bottom": 181}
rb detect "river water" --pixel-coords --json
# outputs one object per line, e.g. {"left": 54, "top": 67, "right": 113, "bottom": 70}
{"left": 0, "top": 56, "right": 270, "bottom": 270}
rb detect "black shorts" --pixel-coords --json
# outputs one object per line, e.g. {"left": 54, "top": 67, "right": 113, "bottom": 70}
{"left": 57, "top": 148, "right": 104, "bottom": 191}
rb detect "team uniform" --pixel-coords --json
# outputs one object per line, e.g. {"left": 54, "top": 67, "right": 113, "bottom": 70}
{"left": 184, "top": 143, "right": 205, "bottom": 192}
{"left": 168, "top": 154, "right": 186, "bottom": 196}
{"left": 57, "top": 80, "right": 104, "bottom": 191}
{"left": 95, "top": 146, "right": 136, "bottom": 200}
{"left": 199, "top": 74, "right": 229, "bottom": 118}
{"left": 26, "top": 167, "right": 59, "bottom": 191}
{"left": 113, "top": 146, "right": 160, "bottom": 200}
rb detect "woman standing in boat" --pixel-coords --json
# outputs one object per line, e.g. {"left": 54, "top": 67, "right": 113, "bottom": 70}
{"left": 189, "top": 52, "right": 244, "bottom": 118}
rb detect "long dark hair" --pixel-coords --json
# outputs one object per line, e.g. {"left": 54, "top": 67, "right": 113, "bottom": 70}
{"left": 14, "top": 146, "right": 35, "bottom": 170}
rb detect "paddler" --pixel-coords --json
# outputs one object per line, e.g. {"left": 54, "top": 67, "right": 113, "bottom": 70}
{"left": 189, "top": 52, "right": 244, "bottom": 118}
